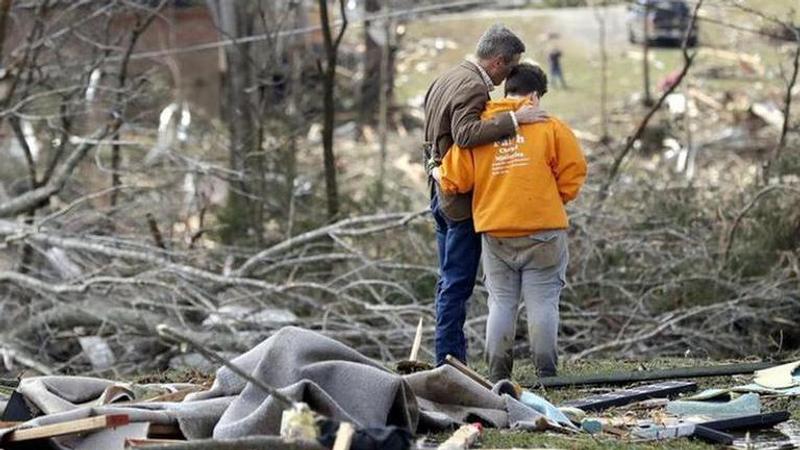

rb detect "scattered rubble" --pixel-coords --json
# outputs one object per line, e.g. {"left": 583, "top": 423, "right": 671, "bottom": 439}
{"left": 0, "top": 326, "right": 797, "bottom": 449}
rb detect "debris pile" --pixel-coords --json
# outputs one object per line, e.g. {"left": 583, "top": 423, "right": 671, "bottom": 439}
{"left": 0, "top": 327, "right": 798, "bottom": 449}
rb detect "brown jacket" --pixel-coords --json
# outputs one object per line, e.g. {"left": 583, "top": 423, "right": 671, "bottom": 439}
{"left": 423, "top": 61, "right": 516, "bottom": 221}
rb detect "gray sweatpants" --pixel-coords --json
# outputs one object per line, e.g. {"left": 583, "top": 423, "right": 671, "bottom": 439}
{"left": 482, "top": 229, "right": 568, "bottom": 381}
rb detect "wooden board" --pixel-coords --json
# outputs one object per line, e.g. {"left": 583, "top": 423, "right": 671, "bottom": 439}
{"left": 408, "top": 318, "right": 423, "bottom": 362}
{"left": 561, "top": 381, "right": 697, "bottom": 412}
{"left": 2, "top": 414, "right": 129, "bottom": 443}
{"left": 444, "top": 355, "right": 493, "bottom": 390}
{"left": 331, "top": 422, "right": 355, "bottom": 450}
{"left": 437, "top": 423, "right": 481, "bottom": 450}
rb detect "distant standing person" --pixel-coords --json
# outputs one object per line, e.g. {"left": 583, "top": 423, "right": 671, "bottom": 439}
{"left": 548, "top": 46, "right": 567, "bottom": 89}
{"left": 422, "top": 24, "right": 547, "bottom": 366}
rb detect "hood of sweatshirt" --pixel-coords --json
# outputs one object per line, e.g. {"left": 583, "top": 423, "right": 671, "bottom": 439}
{"left": 480, "top": 97, "right": 530, "bottom": 119}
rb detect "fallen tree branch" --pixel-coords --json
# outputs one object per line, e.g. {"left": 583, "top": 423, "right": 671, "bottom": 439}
{"left": 234, "top": 209, "right": 428, "bottom": 277}
{"left": 0, "top": 123, "right": 115, "bottom": 218}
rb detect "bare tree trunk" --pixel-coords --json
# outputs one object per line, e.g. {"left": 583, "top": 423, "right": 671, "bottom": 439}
{"left": 110, "top": 2, "right": 164, "bottom": 209}
{"left": 683, "top": 76, "right": 696, "bottom": 180}
{"left": 359, "top": 0, "right": 380, "bottom": 132}
{"left": 376, "top": 10, "right": 393, "bottom": 208}
{"left": 209, "top": 0, "right": 264, "bottom": 243}
{"left": 764, "top": 26, "right": 800, "bottom": 181}
{"left": 318, "top": 0, "right": 348, "bottom": 221}
{"left": 0, "top": 0, "right": 13, "bottom": 65}
{"left": 594, "top": 0, "right": 609, "bottom": 142}
{"left": 285, "top": 1, "right": 305, "bottom": 237}
{"left": 642, "top": 1, "right": 653, "bottom": 106}
{"left": 596, "top": 0, "right": 703, "bottom": 209}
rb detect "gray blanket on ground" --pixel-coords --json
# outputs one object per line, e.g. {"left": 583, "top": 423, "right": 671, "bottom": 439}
{"left": 2, "top": 327, "right": 552, "bottom": 448}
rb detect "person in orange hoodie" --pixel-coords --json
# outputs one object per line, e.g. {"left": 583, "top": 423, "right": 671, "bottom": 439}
{"left": 432, "top": 63, "right": 587, "bottom": 380}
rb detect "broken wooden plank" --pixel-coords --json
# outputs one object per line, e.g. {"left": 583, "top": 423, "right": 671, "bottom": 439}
{"left": 437, "top": 423, "right": 482, "bottom": 450}
{"left": 397, "top": 319, "right": 432, "bottom": 374}
{"left": 561, "top": 381, "right": 697, "bottom": 412}
{"left": 331, "top": 422, "right": 355, "bottom": 450}
{"left": 444, "top": 355, "right": 493, "bottom": 390}
{"left": 119, "top": 436, "right": 327, "bottom": 449}
{"left": 2, "top": 414, "right": 129, "bottom": 442}
{"left": 531, "top": 361, "right": 783, "bottom": 388}
{"left": 408, "top": 318, "right": 423, "bottom": 362}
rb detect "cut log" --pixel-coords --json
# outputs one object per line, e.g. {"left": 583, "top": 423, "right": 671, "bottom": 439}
{"left": 2, "top": 414, "right": 129, "bottom": 442}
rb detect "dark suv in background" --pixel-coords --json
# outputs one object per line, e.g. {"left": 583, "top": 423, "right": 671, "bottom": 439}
{"left": 627, "top": 0, "right": 699, "bottom": 47}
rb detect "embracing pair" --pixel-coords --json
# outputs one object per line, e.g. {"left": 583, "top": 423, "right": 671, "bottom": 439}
{"left": 423, "top": 24, "right": 587, "bottom": 382}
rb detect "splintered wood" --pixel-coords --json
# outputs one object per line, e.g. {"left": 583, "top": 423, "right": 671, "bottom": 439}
{"left": 2, "top": 414, "right": 130, "bottom": 442}
{"left": 437, "top": 423, "right": 482, "bottom": 450}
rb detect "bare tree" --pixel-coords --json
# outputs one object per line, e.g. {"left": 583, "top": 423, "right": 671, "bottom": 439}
{"left": 592, "top": 0, "right": 610, "bottom": 142}
{"left": 318, "top": 0, "right": 348, "bottom": 221}
{"left": 764, "top": 20, "right": 800, "bottom": 181}
{"left": 642, "top": 0, "right": 653, "bottom": 106}
{"left": 359, "top": 0, "right": 381, "bottom": 131}
{"left": 206, "top": 0, "right": 264, "bottom": 243}
{"left": 110, "top": 2, "right": 167, "bottom": 209}
{"left": 596, "top": 0, "right": 703, "bottom": 207}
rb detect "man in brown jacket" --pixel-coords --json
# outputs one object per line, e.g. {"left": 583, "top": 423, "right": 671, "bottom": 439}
{"left": 424, "top": 24, "right": 547, "bottom": 366}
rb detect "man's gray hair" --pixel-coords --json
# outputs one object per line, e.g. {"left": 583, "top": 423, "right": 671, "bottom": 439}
{"left": 476, "top": 24, "right": 525, "bottom": 62}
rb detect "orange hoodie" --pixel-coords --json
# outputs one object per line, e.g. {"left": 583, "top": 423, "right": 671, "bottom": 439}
{"left": 438, "top": 98, "right": 587, "bottom": 237}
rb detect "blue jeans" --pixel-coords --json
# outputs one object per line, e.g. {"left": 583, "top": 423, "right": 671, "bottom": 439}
{"left": 431, "top": 194, "right": 482, "bottom": 366}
